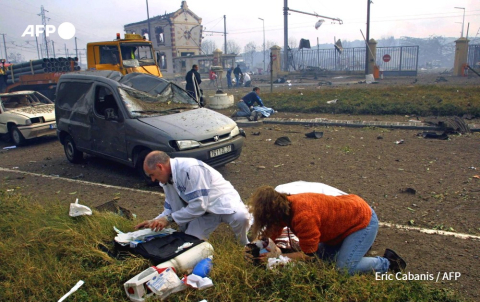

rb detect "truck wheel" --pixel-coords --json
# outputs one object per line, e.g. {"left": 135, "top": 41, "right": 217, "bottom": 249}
{"left": 10, "top": 126, "right": 26, "bottom": 146}
{"left": 135, "top": 150, "right": 155, "bottom": 186}
{"left": 64, "top": 135, "right": 83, "bottom": 163}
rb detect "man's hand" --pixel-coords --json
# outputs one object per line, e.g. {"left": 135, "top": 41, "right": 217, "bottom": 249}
{"left": 134, "top": 217, "right": 169, "bottom": 232}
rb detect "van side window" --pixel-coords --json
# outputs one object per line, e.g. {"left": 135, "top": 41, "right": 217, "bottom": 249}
{"left": 95, "top": 86, "right": 119, "bottom": 118}
{"left": 56, "top": 82, "right": 94, "bottom": 112}
{"left": 99, "top": 45, "right": 120, "bottom": 65}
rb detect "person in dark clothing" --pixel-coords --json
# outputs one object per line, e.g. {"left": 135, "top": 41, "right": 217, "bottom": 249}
{"left": 226, "top": 66, "right": 233, "bottom": 89}
{"left": 232, "top": 87, "right": 264, "bottom": 121}
{"left": 233, "top": 65, "right": 243, "bottom": 87}
{"left": 185, "top": 64, "right": 202, "bottom": 101}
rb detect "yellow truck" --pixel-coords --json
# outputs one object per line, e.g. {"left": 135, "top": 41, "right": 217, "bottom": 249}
{"left": 87, "top": 33, "right": 162, "bottom": 77}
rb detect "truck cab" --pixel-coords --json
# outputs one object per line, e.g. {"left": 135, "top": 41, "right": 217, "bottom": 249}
{"left": 87, "top": 33, "right": 162, "bottom": 77}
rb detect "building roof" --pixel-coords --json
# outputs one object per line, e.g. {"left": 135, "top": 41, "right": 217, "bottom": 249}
{"left": 124, "top": 1, "right": 201, "bottom": 27}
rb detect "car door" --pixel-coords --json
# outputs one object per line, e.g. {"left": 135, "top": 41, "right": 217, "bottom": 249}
{"left": 90, "top": 84, "right": 128, "bottom": 161}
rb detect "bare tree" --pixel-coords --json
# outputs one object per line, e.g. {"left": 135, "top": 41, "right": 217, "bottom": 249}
{"left": 288, "top": 37, "right": 298, "bottom": 50}
{"left": 266, "top": 40, "right": 278, "bottom": 50}
{"left": 243, "top": 42, "right": 257, "bottom": 68}
{"left": 225, "top": 40, "right": 241, "bottom": 54}
{"left": 201, "top": 40, "right": 217, "bottom": 55}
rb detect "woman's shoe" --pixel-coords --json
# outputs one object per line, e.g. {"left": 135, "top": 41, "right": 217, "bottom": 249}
{"left": 383, "top": 248, "right": 407, "bottom": 273}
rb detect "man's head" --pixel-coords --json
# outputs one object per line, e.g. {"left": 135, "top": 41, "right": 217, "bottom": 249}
{"left": 192, "top": 64, "right": 198, "bottom": 71}
{"left": 144, "top": 151, "right": 172, "bottom": 184}
{"left": 253, "top": 87, "right": 260, "bottom": 95}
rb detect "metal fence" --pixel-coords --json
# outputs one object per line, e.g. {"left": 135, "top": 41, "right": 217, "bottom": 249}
{"left": 467, "top": 44, "right": 480, "bottom": 69}
{"left": 280, "top": 46, "right": 419, "bottom": 76}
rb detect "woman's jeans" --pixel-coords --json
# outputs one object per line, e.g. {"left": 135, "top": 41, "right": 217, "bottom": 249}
{"left": 315, "top": 209, "right": 389, "bottom": 274}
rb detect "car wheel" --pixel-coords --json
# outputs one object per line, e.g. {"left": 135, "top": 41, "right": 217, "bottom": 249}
{"left": 64, "top": 135, "right": 83, "bottom": 163}
{"left": 135, "top": 150, "right": 155, "bottom": 186}
{"left": 10, "top": 126, "right": 26, "bottom": 146}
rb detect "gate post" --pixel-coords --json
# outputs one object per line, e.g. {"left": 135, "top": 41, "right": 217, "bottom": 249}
{"left": 453, "top": 37, "right": 469, "bottom": 76}
{"left": 270, "top": 45, "right": 282, "bottom": 78}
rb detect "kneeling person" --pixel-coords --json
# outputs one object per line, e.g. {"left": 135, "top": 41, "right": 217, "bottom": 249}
{"left": 135, "top": 151, "right": 250, "bottom": 245}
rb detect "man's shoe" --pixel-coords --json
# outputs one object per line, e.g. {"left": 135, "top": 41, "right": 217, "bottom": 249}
{"left": 383, "top": 248, "right": 407, "bottom": 273}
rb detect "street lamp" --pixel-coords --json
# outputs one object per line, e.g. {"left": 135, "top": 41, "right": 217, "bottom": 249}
{"left": 454, "top": 7, "right": 465, "bottom": 37}
{"left": 258, "top": 17, "right": 265, "bottom": 74}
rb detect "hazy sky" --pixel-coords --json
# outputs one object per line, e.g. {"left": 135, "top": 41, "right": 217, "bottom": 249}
{"left": 1, "top": 0, "right": 479, "bottom": 61}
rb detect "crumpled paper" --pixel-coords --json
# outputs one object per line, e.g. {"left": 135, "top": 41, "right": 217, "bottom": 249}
{"left": 267, "top": 255, "right": 292, "bottom": 269}
{"left": 182, "top": 273, "right": 214, "bottom": 290}
{"left": 69, "top": 199, "right": 92, "bottom": 217}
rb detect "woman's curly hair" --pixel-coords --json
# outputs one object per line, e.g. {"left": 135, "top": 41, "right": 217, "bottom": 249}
{"left": 249, "top": 186, "right": 291, "bottom": 239}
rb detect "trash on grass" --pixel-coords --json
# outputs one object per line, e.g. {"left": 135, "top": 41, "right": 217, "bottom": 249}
{"left": 58, "top": 280, "right": 85, "bottom": 302}
{"left": 395, "top": 139, "right": 405, "bottom": 145}
{"left": 69, "top": 198, "right": 92, "bottom": 217}
{"left": 326, "top": 99, "right": 338, "bottom": 104}
{"left": 183, "top": 274, "right": 213, "bottom": 290}
{"left": 267, "top": 255, "right": 292, "bottom": 269}
{"left": 3, "top": 146, "right": 16, "bottom": 150}
{"left": 146, "top": 267, "right": 186, "bottom": 300}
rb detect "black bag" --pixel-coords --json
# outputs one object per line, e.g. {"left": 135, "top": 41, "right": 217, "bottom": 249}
{"left": 131, "top": 232, "right": 204, "bottom": 263}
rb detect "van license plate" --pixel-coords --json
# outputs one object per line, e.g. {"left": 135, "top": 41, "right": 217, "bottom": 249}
{"left": 49, "top": 124, "right": 57, "bottom": 129}
{"left": 210, "top": 145, "right": 232, "bottom": 158}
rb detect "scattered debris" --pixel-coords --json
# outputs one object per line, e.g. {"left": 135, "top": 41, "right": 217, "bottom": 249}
{"left": 395, "top": 139, "right": 405, "bottom": 145}
{"left": 400, "top": 188, "right": 417, "bottom": 195}
{"left": 3, "top": 146, "right": 16, "bottom": 150}
{"left": 434, "top": 76, "right": 448, "bottom": 83}
{"left": 305, "top": 131, "right": 323, "bottom": 139}
{"left": 69, "top": 198, "right": 92, "bottom": 217}
{"left": 418, "top": 132, "right": 448, "bottom": 140}
{"left": 274, "top": 137, "right": 292, "bottom": 146}
{"left": 96, "top": 200, "right": 135, "bottom": 220}
{"left": 72, "top": 173, "right": 84, "bottom": 179}
{"left": 423, "top": 116, "right": 471, "bottom": 134}
{"left": 252, "top": 132, "right": 261, "bottom": 136}
{"left": 318, "top": 80, "right": 332, "bottom": 86}
{"left": 58, "top": 280, "right": 85, "bottom": 302}
{"left": 377, "top": 136, "right": 383, "bottom": 140}
{"left": 257, "top": 166, "right": 266, "bottom": 169}
{"left": 326, "top": 99, "right": 338, "bottom": 104}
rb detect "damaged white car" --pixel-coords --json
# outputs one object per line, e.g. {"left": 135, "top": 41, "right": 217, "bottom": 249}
{"left": 0, "top": 91, "right": 56, "bottom": 145}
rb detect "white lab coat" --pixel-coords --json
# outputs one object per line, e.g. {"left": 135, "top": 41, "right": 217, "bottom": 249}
{"left": 155, "top": 158, "right": 244, "bottom": 226}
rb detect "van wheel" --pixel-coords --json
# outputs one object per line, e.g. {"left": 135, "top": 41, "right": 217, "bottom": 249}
{"left": 136, "top": 150, "right": 155, "bottom": 186}
{"left": 10, "top": 126, "right": 26, "bottom": 146}
{"left": 64, "top": 135, "right": 83, "bottom": 163}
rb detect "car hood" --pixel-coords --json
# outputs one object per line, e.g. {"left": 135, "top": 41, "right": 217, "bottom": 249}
{"left": 8, "top": 104, "right": 56, "bottom": 122}
{"left": 137, "top": 108, "right": 237, "bottom": 140}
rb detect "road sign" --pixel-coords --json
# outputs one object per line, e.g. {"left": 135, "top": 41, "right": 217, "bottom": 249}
{"left": 383, "top": 54, "right": 391, "bottom": 62}
{"left": 272, "top": 54, "right": 277, "bottom": 61}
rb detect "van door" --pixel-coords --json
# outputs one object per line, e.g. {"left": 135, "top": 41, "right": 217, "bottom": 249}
{"left": 90, "top": 85, "right": 128, "bottom": 161}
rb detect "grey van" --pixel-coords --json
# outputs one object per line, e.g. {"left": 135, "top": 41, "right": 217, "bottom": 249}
{"left": 55, "top": 71, "right": 244, "bottom": 182}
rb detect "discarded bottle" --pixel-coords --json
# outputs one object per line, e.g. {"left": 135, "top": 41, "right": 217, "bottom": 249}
{"left": 192, "top": 257, "right": 213, "bottom": 278}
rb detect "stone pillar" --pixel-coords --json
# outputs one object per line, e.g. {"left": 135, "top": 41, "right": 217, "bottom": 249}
{"left": 212, "top": 48, "right": 222, "bottom": 68}
{"left": 367, "top": 39, "right": 377, "bottom": 75}
{"left": 212, "top": 49, "right": 224, "bottom": 90}
{"left": 270, "top": 45, "right": 282, "bottom": 78}
{"left": 453, "top": 37, "right": 469, "bottom": 76}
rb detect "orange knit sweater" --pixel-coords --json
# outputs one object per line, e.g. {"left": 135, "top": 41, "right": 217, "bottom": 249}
{"left": 272, "top": 193, "right": 372, "bottom": 254}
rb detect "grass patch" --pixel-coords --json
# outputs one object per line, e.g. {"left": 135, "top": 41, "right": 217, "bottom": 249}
{"left": 0, "top": 190, "right": 465, "bottom": 301}
{"left": 233, "top": 85, "right": 480, "bottom": 116}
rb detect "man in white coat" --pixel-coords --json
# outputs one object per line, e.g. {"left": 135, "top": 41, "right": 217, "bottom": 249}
{"left": 135, "top": 150, "right": 250, "bottom": 245}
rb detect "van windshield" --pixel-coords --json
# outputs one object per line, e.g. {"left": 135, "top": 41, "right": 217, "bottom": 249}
{"left": 119, "top": 85, "right": 198, "bottom": 118}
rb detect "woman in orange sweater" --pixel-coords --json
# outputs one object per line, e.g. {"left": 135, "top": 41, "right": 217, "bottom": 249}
{"left": 249, "top": 184, "right": 406, "bottom": 275}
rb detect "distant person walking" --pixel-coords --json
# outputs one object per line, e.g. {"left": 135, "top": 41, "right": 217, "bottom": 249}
{"left": 226, "top": 66, "right": 233, "bottom": 89}
{"left": 185, "top": 64, "right": 202, "bottom": 101}
{"left": 234, "top": 65, "right": 243, "bottom": 87}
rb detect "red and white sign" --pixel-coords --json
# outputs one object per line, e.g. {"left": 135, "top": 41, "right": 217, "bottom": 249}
{"left": 272, "top": 54, "right": 277, "bottom": 61}
{"left": 383, "top": 54, "right": 391, "bottom": 63}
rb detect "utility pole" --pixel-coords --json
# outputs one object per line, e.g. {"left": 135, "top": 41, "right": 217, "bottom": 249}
{"left": 75, "top": 37, "right": 78, "bottom": 58}
{"left": 0, "top": 34, "right": 7, "bottom": 61}
{"left": 224, "top": 15, "right": 227, "bottom": 55}
{"left": 283, "top": 0, "right": 288, "bottom": 71}
{"left": 365, "top": 0, "right": 371, "bottom": 75}
{"left": 38, "top": 5, "right": 50, "bottom": 58}
{"left": 258, "top": 18, "right": 265, "bottom": 73}
{"left": 35, "top": 36, "right": 40, "bottom": 59}
{"left": 64, "top": 44, "right": 68, "bottom": 57}
{"left": 52, "top": 40, "right": 55, "bottom": 58}
{"left": 146, "top": 0, "right": 152, "bottom": 41}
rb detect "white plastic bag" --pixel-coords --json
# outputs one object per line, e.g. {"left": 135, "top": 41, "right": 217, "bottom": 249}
{"left": 146, "top": 267, "right": 186, "bottom": 300}
{"left": 69, "top": 199, "right": 92, "bottom": 217}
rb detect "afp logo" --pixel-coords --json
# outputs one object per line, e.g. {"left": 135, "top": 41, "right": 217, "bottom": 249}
{"left": 22, "top": 22, "right": 76, "bottom": 40}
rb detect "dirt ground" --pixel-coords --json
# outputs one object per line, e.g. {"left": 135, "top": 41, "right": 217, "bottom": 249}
{"left": 1, "top": 72, "right": 479, "bottom": 300}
